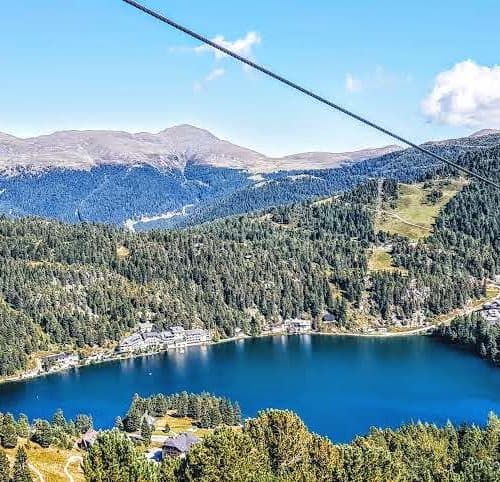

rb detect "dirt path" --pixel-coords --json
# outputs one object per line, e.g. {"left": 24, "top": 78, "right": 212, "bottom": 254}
{"left": 64, "top": 455, "right": 83, "bottom": 482}
{"left": 383, "top": 210, "right": 432, "bottom": 232}
{"left": 28, "top": 463, "right": 45, "bottom": 482}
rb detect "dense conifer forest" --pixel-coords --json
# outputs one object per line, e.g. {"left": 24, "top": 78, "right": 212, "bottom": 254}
{"left": 83, "top": 408, "right": 500, "bottom": 481}
{"left": 0, "top": 147, "right": 498, "bottom": 376}
{"left": 2, "top": 395, "right": 498, "bottom": 481}
{"left": 436, "top": 313, "right": 500, "bottom": 366}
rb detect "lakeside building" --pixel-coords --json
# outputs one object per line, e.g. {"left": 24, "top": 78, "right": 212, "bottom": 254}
{"left": 42, "top": 353, "right": 78, "bottom": 371}
{"left": 480, "top": 298, "right": 500, "bottom": 324}
{"left": 185, "top": 328, "right": 211, "bottom": 345}
{"left": 285, "top": 318, "right": 312, "bottom": 334}
{"left": 162, "top": 432, "right": 200, "bottom": 458}
{"left": 118, "top": 327, "right": 210, "bottom": 353}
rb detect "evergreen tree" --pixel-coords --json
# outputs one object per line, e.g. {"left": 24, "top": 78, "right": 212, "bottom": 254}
{"left": 0, "top": 449, "right": 10, "bottom": 482}
{"left": 75, "top": 414, "right": 93, "bottom": 434}
{"left": 140, "top": 418, "right": 152, "bottom": 445}
{"left": 52, "top": 409, "right": 66, "bottom": 428}
{"left": 1, "top": 413, "right": 18, "bottom": 448}
{"left": 12, "top": 446, "right": 33, "bottom": 482}
{"left": 16, "top": 415, "right": 30, "bottom": 439}
{"left": 31, "top": 420, "right": 53, "bottom": 448}
{"left": 114, "top": 416, "right": 124, "bottom": 431}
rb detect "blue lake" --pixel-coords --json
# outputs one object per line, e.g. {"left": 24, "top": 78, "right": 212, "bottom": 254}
{"left": 0, "top": 335, "right": 499, "bottom": 442}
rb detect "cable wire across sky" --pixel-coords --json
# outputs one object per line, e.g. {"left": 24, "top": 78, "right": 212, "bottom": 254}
{"left": 122, "top": 0, "right": 500, "bottom": 190}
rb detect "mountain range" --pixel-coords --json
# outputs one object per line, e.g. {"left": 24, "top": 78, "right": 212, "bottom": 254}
{"left": 0, "top": 124, "right": 499, "bottom": 229}
{"left": 0, "top": 124, "right": 402, "bottom": 175}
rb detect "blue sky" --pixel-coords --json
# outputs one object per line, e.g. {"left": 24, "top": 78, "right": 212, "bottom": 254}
{"left": 1, "top": 0, "right": 499, "bottom": 155}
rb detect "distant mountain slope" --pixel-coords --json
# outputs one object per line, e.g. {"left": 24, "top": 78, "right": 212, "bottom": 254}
{"left": 0, "top": 124, "right": 401, "bottom": 174}
{"left": 0, "top": 125, "right": 499, "bottom": 229}
{"left": 0, "top": 125, "right": 267, "bottom": 174}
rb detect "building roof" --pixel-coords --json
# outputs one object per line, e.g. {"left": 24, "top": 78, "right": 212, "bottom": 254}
{"left": 142, "top": 414, "right": 156, "bottom": 427}
{"left": 163, "top": 432, "right": 200, "bottom": 453}
{"left": 82, "top": 429, "right": 98, "bottom": 445}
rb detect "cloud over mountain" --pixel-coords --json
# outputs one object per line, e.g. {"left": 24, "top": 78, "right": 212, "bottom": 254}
{"left": 422, "top": 60, "right": 500, "bottom": 127}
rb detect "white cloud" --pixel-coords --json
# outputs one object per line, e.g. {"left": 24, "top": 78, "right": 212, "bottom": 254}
{"left": 345, "top": 73, "right": 363, "bottom": 92}
{"left": 194, "top": 32, "right": 261, "bottom": 60}
{"left": 422, "top": 60, "right": 500, "bottom": 126}
{"left": 205, "top": 68, "right": 225, "bottom": 82}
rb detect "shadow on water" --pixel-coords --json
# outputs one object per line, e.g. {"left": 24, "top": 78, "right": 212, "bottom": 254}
{"left": 0, "top": 335, "right": 498, "bottom": 442}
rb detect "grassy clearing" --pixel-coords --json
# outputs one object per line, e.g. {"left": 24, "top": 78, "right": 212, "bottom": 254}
{"left": 376, "top": 178, "right": 467, "bottom": 240}
{"left": 368, "top": 248, "right": 395, "bottom": 272}
{"left": 5, "top": 441, "right": 85, "bottom": 482}
{"left": 152, "top": 414, "right": 214, "bottom": 439}
{"left": 116, "top": 245, "right": 131, "bottom": 259}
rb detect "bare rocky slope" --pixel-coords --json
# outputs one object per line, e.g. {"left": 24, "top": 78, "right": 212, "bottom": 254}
{"left": 0, "top": 124, "right": 401, "bottom": 175}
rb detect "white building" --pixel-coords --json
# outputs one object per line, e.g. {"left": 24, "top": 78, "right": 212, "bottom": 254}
{"left": 185, "top": 329, "right": 210, "bottom": 345}
{"left": 118, "top": 327, "right": 210, "bottom": 352}
{"left": 285, "top": 319, "right": 312, "bottom": 334}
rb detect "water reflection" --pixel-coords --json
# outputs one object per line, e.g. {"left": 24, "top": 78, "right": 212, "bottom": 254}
{"left": 0, "top": 335, "right": 498, "bottom": 443}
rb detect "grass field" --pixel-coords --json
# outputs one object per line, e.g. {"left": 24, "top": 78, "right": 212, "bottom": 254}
{"left": 376, "top": 178, "right": 467, "bottom": 239}
{"left": 5, "top": 441, "right": 85, "bottom": 482}
{"left": 116, "top": 245, "right": 131, "bottom": 259}
{"left": 368, "top": 247, "right": 395, "bottom": 272}
{"left": 152, "top": 414, "right": 213, "bottom": 439}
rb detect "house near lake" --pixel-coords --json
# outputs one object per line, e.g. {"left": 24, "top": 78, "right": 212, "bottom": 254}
{"left": 480, "top": 297, "right": 500, "bottom": 324}
{"left": 42, "top": 352, "right": 78, "bottom": 371}
{"left": 285, "top": 318, "right": 312, "bottom": 334}
{"left": 162, "top": 432, "right": 200, "bottom": 458}
{"left": 118, "top": 326, "right": 210, "bottom": 353}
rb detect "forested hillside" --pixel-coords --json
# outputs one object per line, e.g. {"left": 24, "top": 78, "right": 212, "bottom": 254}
{"left": 0, "top": 142, "right": 499, "bottom": 376}
{"left": 2, "top": 396, "right": 498, "bottom": 481}
{"left": 84, "top": 409, "right": 500, "bottom": 482}
{"left": 1, "top": 132, "right": 499, "bottom": 230}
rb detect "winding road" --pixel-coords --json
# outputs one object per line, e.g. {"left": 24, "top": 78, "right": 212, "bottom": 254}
{"left": 28, "top": 463, "right": 45, "bottom": 482}
{"left": 64, "top": 455, "right": 83, "bottom": 482}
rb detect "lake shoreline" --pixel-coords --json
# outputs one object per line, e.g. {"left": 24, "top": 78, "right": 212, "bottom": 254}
{"left": 0, "top": 327, "right": 434, "bottom": 387}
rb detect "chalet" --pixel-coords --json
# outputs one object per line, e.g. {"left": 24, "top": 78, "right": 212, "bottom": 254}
{"left": 322, "top": 313, "right": 336, "bottom": 324}
{"left": 42, "top": 352, "right": 78, "bottom": 371}
{"left": 162, "top": 432, "right": 200, "bottom": 458}
{"left": 142, "top": 413, "right": 156, "bottom": 428}
{"left": 285, "top": 318, "right": 312, "bottom": 334}
{"left": 79, "top": 429, "right": 98, "bottom": 450}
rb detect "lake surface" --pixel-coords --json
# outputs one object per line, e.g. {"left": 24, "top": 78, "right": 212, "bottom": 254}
{"left": 0, "top": 335, "right": 499, "bottom": 442}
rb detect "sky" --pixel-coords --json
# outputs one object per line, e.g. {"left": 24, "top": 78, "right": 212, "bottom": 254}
{"left": 1, "top": 0, "right": 499, "bottom": 156}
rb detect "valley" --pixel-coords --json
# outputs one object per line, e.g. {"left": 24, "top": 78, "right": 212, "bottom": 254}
{"left": 0, "top": 125, "right": 499, "bottom": 229}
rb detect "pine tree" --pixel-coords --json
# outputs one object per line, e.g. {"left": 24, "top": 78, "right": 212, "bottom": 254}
{"left": 208, "top": 406, "right": 222, "bottom": 428}
{"left": 114, "top": 416, "right": 124, "bottom": 431}
{"left": 2, "top": 413, "right": 18, "bottom": 448}
{"left": 52, "top": 409, "right": 66, "bottom": 428}
{"left": 31, "top": 420, "right": 53, "bottom": 448}
{"left": 12, "top": 446, "right": 33, "bottom": 482}
{"left": 124, "top": 407, "right": 141, "bottom": 433}
{"left": 75, "top": 414, "right": 93, "bottom": 434}
{"left": 16, "top": 415, "right": 30, "bottom": 439}
{"left": 140, "top": 419, "right": 152, "bottom": 445}
{"left": 0, "top": 449, "right": 10, "bottom": 482}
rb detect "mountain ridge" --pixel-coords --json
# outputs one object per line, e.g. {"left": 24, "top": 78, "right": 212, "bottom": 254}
{"left": 0, "top": 124, "right": 401, "bottom": 175}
